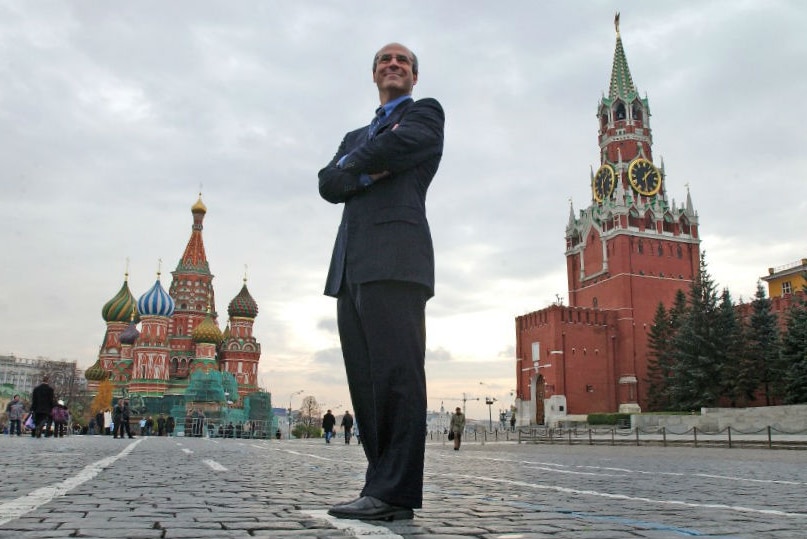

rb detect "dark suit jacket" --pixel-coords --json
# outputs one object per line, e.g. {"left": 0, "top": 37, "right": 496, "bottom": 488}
{"left": 319, "top": 97, "right": 444, "bottom": 298}
{"left": 31, "top": 382, "right": 55, "bottom": 414}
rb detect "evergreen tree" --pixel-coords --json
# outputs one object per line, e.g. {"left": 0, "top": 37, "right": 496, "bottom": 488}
{"left": 669, "top": 289, "right": 688, "bottom": 330}
{"left": 668, "top": 253, "right": 722, "bottom": 411}
{"left": 715, "top": 289, "right": 748, "bottom": 406}
{"left": 646, "top": 303, "right": 673, "bottom": 411}
{"left": 746, "top": 282, "right": 783, "bottom": 405}
{"left": 783, "top": 294, "right": 807, "bottom": 403}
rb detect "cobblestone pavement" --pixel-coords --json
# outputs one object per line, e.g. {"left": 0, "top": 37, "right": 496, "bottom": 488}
{"left": 1, "top": 434, "right": 806, "bottom": 538}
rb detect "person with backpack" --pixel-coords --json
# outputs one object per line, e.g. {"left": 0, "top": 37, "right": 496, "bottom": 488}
{"left": 51, "top": 400, "right": 69, "bottom": 438}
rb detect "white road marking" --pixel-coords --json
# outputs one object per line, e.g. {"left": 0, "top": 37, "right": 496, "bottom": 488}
{"left": 450, "top": 473, "right": 807, "bottom": 518}
{"left": 0, "top": 439, "right": 143, "bottom": 526}
{"left": 203, "top": 459, "right": 228, "bottom": 471}
{"left": 469, "top": 455, "right": 806, "bottom": 486}
{"left": 272, "top": 448, "right": 338, "bottom": 462}
{"left": 302, "top": 510, "right": 404, "bottom": 537}
{"left": 182, "top": 448, "right": 193, "bottom": 454}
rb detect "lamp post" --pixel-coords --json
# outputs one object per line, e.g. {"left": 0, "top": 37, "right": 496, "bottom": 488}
{"left": 485, "top": 396, "right": 497, "bottom": 431}
{"left": 288, "top": 389, "right": 304, "bottom": 440}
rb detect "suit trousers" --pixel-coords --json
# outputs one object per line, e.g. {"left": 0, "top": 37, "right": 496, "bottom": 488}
{"left": 337, "top": 279, "right": 428, "bottom": 509}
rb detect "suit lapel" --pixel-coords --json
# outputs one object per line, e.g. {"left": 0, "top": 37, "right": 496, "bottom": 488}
{"left": 374, "top": 99, "right": 414, "bottom": 137}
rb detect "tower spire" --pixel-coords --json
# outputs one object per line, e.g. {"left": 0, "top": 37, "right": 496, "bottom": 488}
{"left": 608, "top": 13, "right": 637, "bottom": 101}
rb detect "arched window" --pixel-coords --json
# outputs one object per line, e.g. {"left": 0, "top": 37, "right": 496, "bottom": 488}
{"left": 663, "top": 212, "right": 675, "bottom": 233}
{"left": 628, "top": 208, "right": 642, "bottom": 228}
{"left": 615, "top": 103, "right": 626, "bottom": 120}
{"left": 679, "top": 216, "right": 691, "bottom": 235}
{"left": 644, "top": 212, "right": 654, "bottom": 231}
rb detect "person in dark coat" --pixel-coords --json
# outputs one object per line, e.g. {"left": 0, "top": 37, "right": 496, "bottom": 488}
{"left": 322, "top": 410, "right": 336, "bottom": 443}
{"left": 166, "top": 415, "right": 175, "bottom": 436}
{"left": 112, "top": 399, "right": 133, "bottom": 439}
{"left": 30, "top": 375, "right": 55, "bottom": 438}
{"left": 341, "top": 411, "right": 354, "bottom": 444}
{"left": 95, "top": 410, "right": 105, "bottom": 435}
{"left": 320, "top": 42, "right": 443, "bottom": 521}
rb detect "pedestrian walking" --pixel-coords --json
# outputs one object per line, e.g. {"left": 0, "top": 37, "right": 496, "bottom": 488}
{"left": 322, "top": 409, "right": 336, "bottom": 443}
{"left": 113, "top": 399, "right": 133, "bottom": 439}
{"left": 51, "top": 400, "right": 69, "bottom": 438}
{"left": 30, "top": 375, "right": 55, "bottom": 438}
{"left": 321, "top": 42, "right": 444, "bottom": 521}
{"left": 166, "top": 415, "right": 175, "bottom": 436}
{"left": 5, "top": 394, "right": 25, "bottom": 436}
{"left": 157, "top": 414, "right": 166, "bottom": 436}
{"left": 341, "top": 410, "right": 354, "bottom": 444}
{"left": 450, "top": 407, "right": 465, "bottom": 451}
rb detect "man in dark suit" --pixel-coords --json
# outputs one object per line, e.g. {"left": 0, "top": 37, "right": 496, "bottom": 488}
{"left": 30, "top": 375, "right": 55, "bottom": 438}
{"left": 319, "top": 42, "right": 444, "bottom": 521}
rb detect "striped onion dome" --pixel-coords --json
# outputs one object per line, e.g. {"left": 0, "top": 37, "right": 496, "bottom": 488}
{"left": 119, "top": 321, "right": 140, "bottom": 345}
{"left": 137, "top": 279, "right": 175, "bottom": 317}
{"left": 102, "top": 279, "right": 138, "bottom": 323}
{"left": 228, "top": 283, "right": 258, "bottom": 319}
{"left": 84, "top": 359, "right": 108, "bottom": 381}
{"left": 192, "top": 313, "right": 223, "bottom": 344}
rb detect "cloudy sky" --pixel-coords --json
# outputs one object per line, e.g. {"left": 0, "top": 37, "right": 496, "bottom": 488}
{"left": 1, "top": 1, "right": 805, "bottom": 420}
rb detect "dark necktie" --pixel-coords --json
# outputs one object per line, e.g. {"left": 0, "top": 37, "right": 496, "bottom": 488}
{"left": 368, "top": 106, "right": 385, "bottom": 139}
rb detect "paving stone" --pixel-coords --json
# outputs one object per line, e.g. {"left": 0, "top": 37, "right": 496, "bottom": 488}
{"left": 1, "top": 436, "right": 806, "bottom": 538}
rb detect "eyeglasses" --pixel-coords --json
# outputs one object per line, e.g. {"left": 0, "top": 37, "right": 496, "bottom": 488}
{"left": 375, "top": 53, "right": 412, "bottom": 66}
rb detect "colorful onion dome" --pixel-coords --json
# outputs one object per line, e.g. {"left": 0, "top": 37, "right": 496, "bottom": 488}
{"left": 137, "top": 279, "right": 175, "bottom": 317}
{"left": 228, "top": 283, "right": 259, "bottom": 319}
{"left": 84, "top": 359, "right": 108, "bottom": 381}
{"left": 119, "top": 321, "right": 140, "bottom": 345}
{"left": 192, "top": 313, "right": 223, "bottom": 344}
{"left": 102, "top": 278, "right": 138, "bottom": 323}
{"left": 192, "top": 194, "right": 207, "bottom": 214}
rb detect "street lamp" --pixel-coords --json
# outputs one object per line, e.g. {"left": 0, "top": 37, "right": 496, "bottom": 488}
{"left": 288, "top": 389, "right": 304, "bottom": 440}
{"left": 485, "top": 396, "right": 497, "bottom": 431}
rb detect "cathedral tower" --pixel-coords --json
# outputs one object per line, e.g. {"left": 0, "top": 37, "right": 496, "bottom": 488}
{"left": 515, "top": 14, "right": 701, "bottom": 424}
{"left": 168, "top": 194, "right": 217, "bottom": 382}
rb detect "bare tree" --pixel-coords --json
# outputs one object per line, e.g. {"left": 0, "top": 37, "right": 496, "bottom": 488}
{"left": 39, "top": 360, "right": 78, "bottom": 404}
{"left": 299, "top": 395, "right": 321, "bottom": 429}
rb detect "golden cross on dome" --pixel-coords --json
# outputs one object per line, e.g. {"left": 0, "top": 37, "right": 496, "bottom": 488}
{"left": 615, "top": 12, "right": 620, "bottom": 36}
{"left": 156, "top": 258, "right": 162, "bottom": 279}
{"left": 124, "top": 257, "right": 130, "bottom": 281}
{"left": 244, "top": 264, "right": 249, "bottom": 283}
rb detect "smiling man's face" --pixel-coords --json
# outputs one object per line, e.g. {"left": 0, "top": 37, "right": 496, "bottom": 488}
{"left": 373, "top": 43, "right": 417, "bottom": 103}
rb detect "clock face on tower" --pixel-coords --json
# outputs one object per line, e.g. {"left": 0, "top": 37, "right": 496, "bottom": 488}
{"left": 593, "top": 164, "right": 615, "bottom": 202}
{"left": 628, "top": 158, "right": 661, "bottom": 196}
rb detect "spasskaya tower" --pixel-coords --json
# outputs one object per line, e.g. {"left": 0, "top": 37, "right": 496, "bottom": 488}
{"left": 515, "top": 14, "right": 700, "bottom": 425}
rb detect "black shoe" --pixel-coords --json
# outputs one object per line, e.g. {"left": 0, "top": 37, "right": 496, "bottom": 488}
{"left": 327, "top": 496, "right": 413, "bottom": 521}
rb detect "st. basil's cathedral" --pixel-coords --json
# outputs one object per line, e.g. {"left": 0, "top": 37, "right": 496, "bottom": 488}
{"left": 83, "top": 195, "right": 270, "bottom": 425}
{"left": 515, "top": 15, "right": 700, "bottom": 426}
